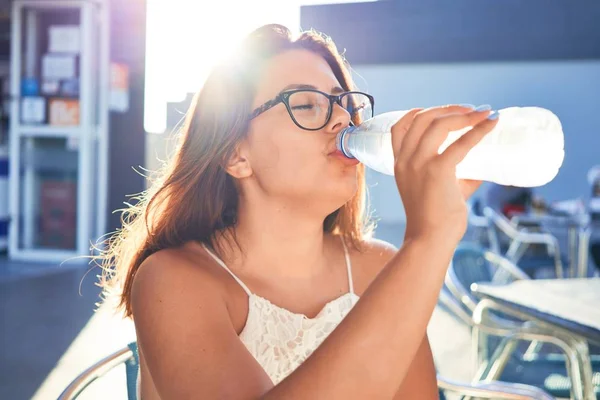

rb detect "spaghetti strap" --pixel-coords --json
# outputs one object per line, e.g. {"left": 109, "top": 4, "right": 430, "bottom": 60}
{"left": 340, "top": 237, "right": 355, "bottom": 295}
{"left": 202, "top": 244, "right": 253, "bottom": 296}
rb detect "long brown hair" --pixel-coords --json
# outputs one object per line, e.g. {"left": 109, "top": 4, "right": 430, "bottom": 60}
{"left": 99, "top": 24, "right": 373, "bottom": 317}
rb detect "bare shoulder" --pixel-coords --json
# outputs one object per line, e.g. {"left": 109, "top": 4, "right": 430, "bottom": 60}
{"left": 349, "top": 237, "right": 399, "bottom": 294}
{"left": 359, "top": 237, "right": 399, "bottom": 258}
{"left": 131, "top": 243, "right": 231, "bottom": 318}
{"left": 134, "top": 244, "right": 219, "bottom": 288}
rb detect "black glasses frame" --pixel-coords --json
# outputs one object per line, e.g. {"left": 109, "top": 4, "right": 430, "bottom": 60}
{"left": 248, "top": 88, "right": 375, "bottom": 131}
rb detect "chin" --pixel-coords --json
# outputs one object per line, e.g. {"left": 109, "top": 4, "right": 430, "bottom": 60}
{"left": 319, "top": 176, "right": 359, "bottom": 210}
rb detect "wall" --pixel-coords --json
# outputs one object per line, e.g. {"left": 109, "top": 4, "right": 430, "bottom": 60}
{"left": 301, "top": 1, "right": 600, "bottom": 65}
{"left": 107, "top": 0, "right": 147, "bottom": 233}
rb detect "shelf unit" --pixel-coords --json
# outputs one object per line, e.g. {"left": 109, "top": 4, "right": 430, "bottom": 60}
{"left": 8, "top": 0, "right": 110, "bottom": 262}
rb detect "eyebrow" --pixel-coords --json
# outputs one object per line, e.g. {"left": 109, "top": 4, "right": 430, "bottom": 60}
{"left": 279, "top": 83, "right": 345, "bottom": 95}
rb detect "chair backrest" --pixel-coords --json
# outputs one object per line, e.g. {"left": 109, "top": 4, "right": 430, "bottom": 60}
{"left": 125, "top": 342, "right": 140, "bottom": 400}
{"left": 482, "top": 207, "right": 518, "bottom": 254}
{"left": 447, "top": 243, "right": 495, "bottom": 313}
{"left": 58, "top": 341, "right": 139, "bottom": 400}
{"left": 445, "top": 243, "right": 529, "bottom": 315}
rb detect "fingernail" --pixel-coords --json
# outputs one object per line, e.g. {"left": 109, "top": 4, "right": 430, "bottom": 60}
{"left": 459, "top": 103, "right": 476, "bottom": 109}
{"left": 487, "top": 111, "right": 499, "bottom": 120}
{"left": 475, "top": 104, "right": 492, "bottom": 112}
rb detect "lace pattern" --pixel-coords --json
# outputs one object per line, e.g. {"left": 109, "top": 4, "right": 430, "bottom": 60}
{"left": 239, "top": 292, "right": 359, "bottom": 385}
{"left": 201, "top": 240, "right": 356, "bottom": 385}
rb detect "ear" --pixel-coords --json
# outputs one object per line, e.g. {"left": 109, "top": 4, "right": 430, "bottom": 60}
{"left": 224, "top": 142, "right": 253, "bottom": 179}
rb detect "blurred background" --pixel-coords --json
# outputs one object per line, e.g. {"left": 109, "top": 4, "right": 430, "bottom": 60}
{"left": 1, "top": 0, "right": 599, "bottom": 399}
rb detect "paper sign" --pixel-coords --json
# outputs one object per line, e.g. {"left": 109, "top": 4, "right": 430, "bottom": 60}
{"left": 21, "top": 97, "right": 46, "bottom": 124}
{"left": 109, "top": 63, "right": 130, "bottom": 112}
{"left": 42, "top": 54, "right": 76, "bottom": 80}
{"left": 42, "top": 80, "right": 60, "bottom": 95}
{"left": 49, "top": 25, "right": 81, "bottom": 53}
{"left": 49, "top": 99, "right": 80, "bottom": 126}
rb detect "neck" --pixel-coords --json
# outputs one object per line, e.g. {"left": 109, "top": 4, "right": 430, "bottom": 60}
{"left": 219, "top": 197, "right": 337, "bottom": 279}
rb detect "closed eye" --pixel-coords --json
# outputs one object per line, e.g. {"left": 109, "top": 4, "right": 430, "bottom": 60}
{"left": 291, "top": 104, "right": 314, "bottom": 110}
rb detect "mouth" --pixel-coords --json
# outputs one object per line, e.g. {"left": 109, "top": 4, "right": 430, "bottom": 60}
{"left": 328, "top": 148, "right": 360, "bottom": 165}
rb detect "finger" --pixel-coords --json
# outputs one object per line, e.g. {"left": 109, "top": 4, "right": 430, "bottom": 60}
{"left": 390, "top": 108, "right": 422, "bottom": 159}
{"left": 411, "top": 108, "right": 492, "bottom": 163}
{"left": 398, "top": 105, "right": 476, "bottom": 160}
{"left": 440, "top": 112, "right": 499, "bottom": 166}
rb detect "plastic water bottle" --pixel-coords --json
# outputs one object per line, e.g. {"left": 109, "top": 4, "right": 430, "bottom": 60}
{"left": 336, "top": 107, "right": 565, "bottom": 187}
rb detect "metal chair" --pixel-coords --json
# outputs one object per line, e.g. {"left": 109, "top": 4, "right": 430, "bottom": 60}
{"left": 58, "top": 342, "right": 139, "bottom": 400}
{"left": 58, "top": 341, "right": 554, "bottom": 400}
{"left": 444, "top": 243, "right": 600, "bottom": 399}
{"left": 483, "top": 207, "right": 565, "bottom": 278}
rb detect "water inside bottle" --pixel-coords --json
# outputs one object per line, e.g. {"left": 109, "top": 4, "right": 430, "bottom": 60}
{"left": 346, "top": 131, "right": 395, "bottom": 175}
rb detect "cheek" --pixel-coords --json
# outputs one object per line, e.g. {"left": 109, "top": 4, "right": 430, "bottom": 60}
{"left": 248, "top": 128, "right": 323, "bottom": 179}
{"left": 247, "top": 129, "right": 359, "bottom": 200}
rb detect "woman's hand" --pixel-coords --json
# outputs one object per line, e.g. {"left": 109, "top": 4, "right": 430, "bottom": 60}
{"left": 391, "top": 105, "right": 498, "bottom": 244}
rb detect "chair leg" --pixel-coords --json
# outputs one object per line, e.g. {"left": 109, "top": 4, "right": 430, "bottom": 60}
{"left": 576, "top": 227, "right": 591, "bottom": 278}
{"left": 477, "top": 332, "right": 588, "bottom": 400}
{"left": 523, "top": 340, "right": 543, "bottom": 360}
{"left": 473, "top": 337, "right": 518, "bottom": 383}
{"left": 560, "top": 337, "right": 588, "bottom": 400}
{"left": 506, "top": 241, "right": 525, "bottom": 262}
{"left": 472, "top": 326, "right": 487, "bottom": 375}
{"left": 516, "top": 330, "right": 590, "bottom": 400}
{"left": 528, "top": 324, "right": 597, "bottom": 399}
{"left": 474, "top": 331, "right": 591, "bottom": 398}
{"left": 465, "top": 337, "right": 530, "bottom": 400}
{"left": 553, "top": 250, "right": 564, "bottom": 279}
{"left": 570, "top": 339, "right": 595, "bottom": 400}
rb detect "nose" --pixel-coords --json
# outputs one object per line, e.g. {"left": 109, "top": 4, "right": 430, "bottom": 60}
{"left": 323, "top": 102, "right": 351, "bottom": 134}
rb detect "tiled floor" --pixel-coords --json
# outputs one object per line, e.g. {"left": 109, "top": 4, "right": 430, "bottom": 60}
{"left": 0, "top": 257, "right": 135, "bottom": 400}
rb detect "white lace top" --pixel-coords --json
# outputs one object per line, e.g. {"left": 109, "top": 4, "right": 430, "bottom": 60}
{"left": 203, "top": 239, "right": 359, "bottom": 385}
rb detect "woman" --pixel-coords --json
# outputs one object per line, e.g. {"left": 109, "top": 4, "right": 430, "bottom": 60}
{"left": 100, "top": 24, "right": 498, "bottom": 399}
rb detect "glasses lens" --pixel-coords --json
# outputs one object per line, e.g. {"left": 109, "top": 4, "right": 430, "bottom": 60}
{"left": 288, "top": 91, "right": 330, "bottom": 129}
{"left": 342, "top": 93, "right": 373, "bottom": 124}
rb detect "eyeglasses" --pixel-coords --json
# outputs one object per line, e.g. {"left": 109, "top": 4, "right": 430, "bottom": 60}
{"left": 249, "top": 89, "right": 375, "bottom": 131}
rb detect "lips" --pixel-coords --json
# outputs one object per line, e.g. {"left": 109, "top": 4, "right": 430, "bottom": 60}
{"left": 328, "top": 147, "right": 343, "bottom": 156}
{"left": 328, "top": 149, "right": 360, "bottom": 165}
